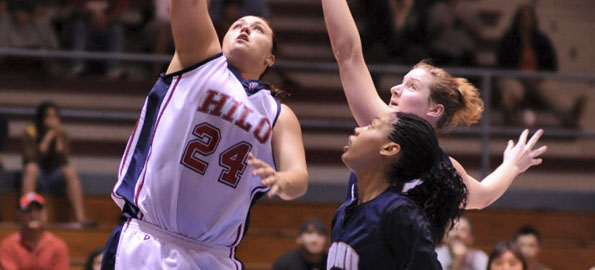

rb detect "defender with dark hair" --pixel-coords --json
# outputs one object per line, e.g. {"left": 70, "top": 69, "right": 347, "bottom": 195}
{"left": 327, "top": 112, "right": 467, "bottom": 269}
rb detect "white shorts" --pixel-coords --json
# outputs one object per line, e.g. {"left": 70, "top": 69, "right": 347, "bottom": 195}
{"left": 114, "top": 219, "right": 243, "bottom": 270}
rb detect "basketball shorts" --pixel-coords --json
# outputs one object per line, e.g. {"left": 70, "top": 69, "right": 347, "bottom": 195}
{"left": 113, "top": 218, "right": 242, "bottom": 270}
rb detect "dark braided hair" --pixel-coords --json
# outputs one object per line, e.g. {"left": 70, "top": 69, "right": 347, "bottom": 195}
{"left": 406, "top": 162, "right": 467, "bottom": 243}
{"left": 386, "top": 112, "right": 468, "bottom": 243}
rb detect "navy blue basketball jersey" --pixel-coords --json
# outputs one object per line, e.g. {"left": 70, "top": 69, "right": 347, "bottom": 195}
{"left": 327, "top": 187, "right": 442, "bottom": 270}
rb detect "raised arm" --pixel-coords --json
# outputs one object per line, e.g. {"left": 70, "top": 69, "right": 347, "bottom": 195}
{"left": 248, "top": 104, "right": 308, "bottom": 200}
{"left": 321, "top": 0, "right": 390, "bottom": 126}
{"left": 167, "top": 0, "right": 222, "bottom": 73}
{"left": 452, "top": 129, "right": 547, "bottom": 209}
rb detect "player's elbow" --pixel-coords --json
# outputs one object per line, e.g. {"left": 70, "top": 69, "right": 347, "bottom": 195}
{"left": 332, "top": 39, "right": 363, "bottom": 64}
{"left": 465, "top": 194, "right": 493, "bottom": 210}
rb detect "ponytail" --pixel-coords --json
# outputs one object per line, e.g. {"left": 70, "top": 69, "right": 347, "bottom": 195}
{"left": 265, "top": 82, "right": 290, "bottom": 101}
{"left": 413, "top": 60, "right": 484, "bottom": 132}
{"left": 449, "top": 77, "right": 484, "bottom": 129}
{"left": 405, "top": 161, "right": 468, "bottom": 243}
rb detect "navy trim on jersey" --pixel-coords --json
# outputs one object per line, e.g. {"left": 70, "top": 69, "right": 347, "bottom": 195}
{"left": 272, "top": 99, "right": 281, "bottom": 126}
{"left": 228, "top": 65, "right": 244, "bottom": 84}
{"left": 268, "top": 99, "right": 282, "bottom": 172}
{"left": 227, "top": 64, "right": 275, "bottom": 97}
{"left": 101, "top": 219, "right": 127, "bottom": 270}
{"left": 116, "top": 78, "right": 172, "bottom": 208}
{"left": 161, "top": 53, "right": 224, "bottom": 82}
{"left": 230, "top": 185, "right": 268, "bottom": 270}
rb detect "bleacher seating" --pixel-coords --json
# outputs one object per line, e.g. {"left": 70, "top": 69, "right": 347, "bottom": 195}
{"left": 0, "top": 0, "right": 594, "bottom": 269}
{"left": 1, "top": 195, "right": 593, "bottom": 270}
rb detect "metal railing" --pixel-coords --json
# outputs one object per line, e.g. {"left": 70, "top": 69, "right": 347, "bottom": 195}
{"left": 1, "top": 48, "right": 594, "bottom": 176}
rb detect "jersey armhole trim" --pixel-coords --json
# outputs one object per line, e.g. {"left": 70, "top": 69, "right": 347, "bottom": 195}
{"left": 161, "top": 53, "right": 224, "bottom": 81}
{"left": 272, "top": 99, "right": 282, "bottom": 127}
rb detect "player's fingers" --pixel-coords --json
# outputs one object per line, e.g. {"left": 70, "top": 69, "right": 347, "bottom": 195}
{"left": 253, "top": 167, "right": 273, "bottom": 178}
{"left": 526, "top": 129, "right": 544, "bottom": 149}
{"left": 532, "top": 158, "right": 543, "bottom": 166}
{"left": 505, "top": 140, "right": 514, "bottom": 151}
{"left": 260, "top": 174, "right": 276, "bottom": 185}
{"left": 531, "top": 145, "right": 548, "bottom": 157}
{"left": 252, "top": 168, "right": 264, "bottom": 177}
{"left": 247, "top": 153, "right": 256, "bottom": 163}
{"left": 517, "top": 129, "right": 529, "bottom": 145}
{"left": 267, "top": 185, "right": 280, "bottom": 198}
{"left": 246, "top": 156, "right": 257, "bottom": 167}
{"left": 247, "top": 157, "right": 268, "bottom": 169}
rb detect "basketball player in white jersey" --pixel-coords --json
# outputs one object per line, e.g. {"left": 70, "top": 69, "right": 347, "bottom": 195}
{"left": 101, "top": 1, "right": 308, "bottom": 269}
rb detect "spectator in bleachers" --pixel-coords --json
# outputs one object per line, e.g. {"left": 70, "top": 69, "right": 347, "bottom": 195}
{"left": 436, "top": 216, "right": 488, "bottom": 270}
{"left": 0, "top": 116, "right": 7, "bottom": 220}
{"left": 0, "top": 0, "right": 59, "bottom": 49}
{"left": 0, "top": 117, "right": 7, "bottom": 179}
{"left": 145, "top": 0, "right": 173, "bottom": 77}
{"left": 272, "top": 219, "right": 328, "bottom": 270}
{"left": 513, "top": 226, "right": 551, "bottom": 270}
{"left": 67, "top": 0, "right": 128, "bottom": 79}
{"left": 21, "top": 101, "right": 93, "bottom": 227}
{"left": 84, "top": 247, "right": 104, "bottom": 270}
{"left": 426, "top": 0, "right": 482, "bottom": 67}
{"left": 0, "top": 192, "right": 69, "bottom": 270}
{"left": 497, "top": 4, "right": 587, "bottom": 128}
{"left": 487, "top": 242, "right": 527, "bottom": 270}
{"left": 356, "top": 0, "right": 431, "bottom": 65}
{"left": 0, "top": 0, "right": 60, "bottom": 75}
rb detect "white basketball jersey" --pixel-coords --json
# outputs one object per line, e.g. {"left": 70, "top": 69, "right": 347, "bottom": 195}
{"left": 111, "top": 53, "right": 279, "bottom": 248}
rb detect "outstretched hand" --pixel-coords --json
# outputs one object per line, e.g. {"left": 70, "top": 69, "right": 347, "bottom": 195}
{"left": 503, "top": 129, "right": 547, "bottom": 174}
{"left": 247, "top": 153, "right": 282, "bottom": 198}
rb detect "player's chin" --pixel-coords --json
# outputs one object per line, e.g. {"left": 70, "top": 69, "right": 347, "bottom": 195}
{"left": 341, "top": 153, "right": 354, "bottom": 169}
{"left": 229, "top": 43, "right": 252, "bottom": 55}
{"left": 388, "top": 104, "right": 400, "bottom": 112}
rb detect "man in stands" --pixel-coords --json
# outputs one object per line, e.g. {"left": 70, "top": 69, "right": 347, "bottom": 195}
{"left": 514, "top": 226, "right": 551, "bottom": 270}
{"left": 273, "top": 219, "right": 328, "bottom": 270}
{"left": 0, "top": 192, "right": 69, "bottom": 270}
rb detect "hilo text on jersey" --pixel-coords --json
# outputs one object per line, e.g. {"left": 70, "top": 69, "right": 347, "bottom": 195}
{"left": 197, "top": 89, "right": 273, "bottom": 144}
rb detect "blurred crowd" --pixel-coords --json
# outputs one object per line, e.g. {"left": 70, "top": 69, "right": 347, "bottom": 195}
{"left": 0, "top": 0, "right": 270, "bottom": 78}
{"left": 355, "top": 0, "right": 586, "bottom": 128}
{"left": 0, "top": 0, "right": 588, "bottom": 126}
{"left": 436, "top": 216, "right": 553, "bottom": 270}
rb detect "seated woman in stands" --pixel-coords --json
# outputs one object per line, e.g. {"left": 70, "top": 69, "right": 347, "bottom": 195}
{"left": 21, "top": 101, "right": 93, "bottom": 227}
{"left": 487, "top": 242, "right": 527, "bottom": 270}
